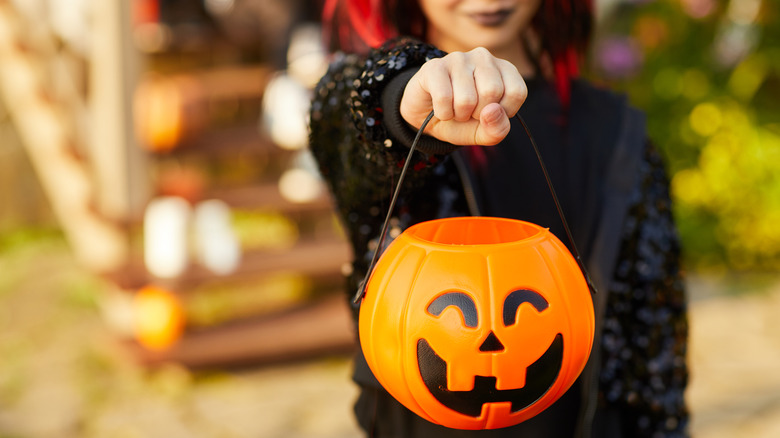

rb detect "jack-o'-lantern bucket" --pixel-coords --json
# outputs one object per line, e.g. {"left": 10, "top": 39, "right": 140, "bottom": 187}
{"left": 359, "top": 216, "right": 594, "bottom": 429}
{"left": 355, "top": 113, "right": 596, "bottom": 430}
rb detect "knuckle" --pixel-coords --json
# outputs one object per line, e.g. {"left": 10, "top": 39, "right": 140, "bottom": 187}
{"left": 433, "top": 93, "right": 453, "bottom": 107}
{"left": 455, "top": 93, "right": 478, "bottom": 109}
{"left": 503, "top": 76, "right": 527, "bottom": 99}
{"left": 505, "top": 87, "right": 526, "bottom": 104}
{"left": 470, "top": 46, "right": 491, "bottom": 56}
{"left": 446, "top": 51, "right": 466, "bottom": 64}
{"left": 454, "top": 103, "right": 477, "bottom": 120}
{"left": 497, "top": 58, "right": 517, "bottom": 70}
{"left": 514, "top": 82, "right": 529, "bottom": 102}
{"left": 481, "top": 84, "right": 504, "bottom": 100}
{"left": 421, "top": 57, "right": 444, "bottom": 73}
{"left": 432, "top": 93, "right": 454, "bottom": 112}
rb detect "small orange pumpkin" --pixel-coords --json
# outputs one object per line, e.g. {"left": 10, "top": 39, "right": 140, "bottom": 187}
{"left": 359, "top": 216, "right": 595, "bottom": 430}
{"left": 134, "top": 285, "right": 185, "bottom": 351}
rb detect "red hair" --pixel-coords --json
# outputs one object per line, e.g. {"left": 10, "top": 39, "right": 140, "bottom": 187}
{"left": 322, "top": 0, "right": 593, "bottom": 105}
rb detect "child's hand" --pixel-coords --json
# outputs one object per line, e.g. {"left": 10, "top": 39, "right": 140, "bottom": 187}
{"left": 400, "top": 47, "right": 527, "bottom": 146}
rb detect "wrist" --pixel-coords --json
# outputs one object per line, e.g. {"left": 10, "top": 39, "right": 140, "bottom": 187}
{"left": 382, "top": 69, "right": 460, "bottom": 155}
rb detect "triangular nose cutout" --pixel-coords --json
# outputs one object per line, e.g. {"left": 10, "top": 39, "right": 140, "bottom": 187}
{"left": 479, "top": 331, "right": 505, "bottom": 352}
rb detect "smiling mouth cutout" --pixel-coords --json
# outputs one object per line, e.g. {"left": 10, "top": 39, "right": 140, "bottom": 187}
{"left": 416, "top": 334, "right": 563, "bottom": 417}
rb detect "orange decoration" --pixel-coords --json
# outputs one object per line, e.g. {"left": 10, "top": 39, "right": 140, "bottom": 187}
{"left": 359, "top": 217, "right": 595, "bottom": 429}
{"left": 133, "top": 75, "right": 205, "bottom": 152}
{"left": 133, "top": 285, "right": 185, "bottom": 350}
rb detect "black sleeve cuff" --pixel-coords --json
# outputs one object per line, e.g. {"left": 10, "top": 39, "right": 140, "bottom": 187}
{"left": 380, "top": 68, "right": 461, "bottom": 156}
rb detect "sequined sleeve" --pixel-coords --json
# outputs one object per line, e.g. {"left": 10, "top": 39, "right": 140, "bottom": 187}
{"left": 599, "top": 141, "right": 690, "bottom": 437}
{"left": 308, "top": 37, "right": 447, "bottom": 228}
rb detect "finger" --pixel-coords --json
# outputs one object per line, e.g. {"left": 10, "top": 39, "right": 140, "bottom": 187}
{"left": 472, "top": 61, "right": 506, "bottom": 120}
{"left": 496, "top": 60, "right": 527, "bottom": 117}
{"left": 418, "top": 59, "right": 455, "bottom": 121}
{"left": 447, "top": 53, "right": 479, "bottom": 122}
{"left": 428, "top": 118, "right": 478, "bottom": 146}
{"left": 475, "top": 102, "right": 510, "bottom": 146}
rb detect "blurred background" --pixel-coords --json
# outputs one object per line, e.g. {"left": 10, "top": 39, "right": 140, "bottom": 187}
{"left": 0, "top": 0, "right": 778, "bottom": 437}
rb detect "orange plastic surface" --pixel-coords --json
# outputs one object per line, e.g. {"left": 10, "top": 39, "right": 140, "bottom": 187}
{"left": 359, "top": 217, "right": 595, "bottom": 430}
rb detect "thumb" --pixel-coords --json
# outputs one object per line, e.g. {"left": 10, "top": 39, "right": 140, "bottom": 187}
{"left": 475, "top": 103, "right": 511, "bottom": 146}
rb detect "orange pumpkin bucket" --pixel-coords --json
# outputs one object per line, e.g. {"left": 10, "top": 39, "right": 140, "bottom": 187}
{"left": 355, "top": 112, "right": 596, "bottom": 430}
{"left": 359, "top": 217, "right": 594, "bottom": 429}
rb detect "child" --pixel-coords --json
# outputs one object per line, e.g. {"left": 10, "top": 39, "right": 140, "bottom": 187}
{"left": 308, "top": 0, "right": 689, "bottom": 436}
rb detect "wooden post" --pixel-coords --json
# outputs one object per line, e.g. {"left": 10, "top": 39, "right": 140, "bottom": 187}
{"left": 0, "top": 2, "right": 128, "bottom": 272}
{"left": 89, "top": 0, "right": 150, "bottom": 221}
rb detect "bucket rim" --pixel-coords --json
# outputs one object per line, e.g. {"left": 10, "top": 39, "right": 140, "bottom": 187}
{"left": 401, "top": 216, "right": 551, "bottom": 248}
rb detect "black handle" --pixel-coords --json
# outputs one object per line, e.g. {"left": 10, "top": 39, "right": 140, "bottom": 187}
{"left": 353, "top": 110, "right": 597, "bottom": 304}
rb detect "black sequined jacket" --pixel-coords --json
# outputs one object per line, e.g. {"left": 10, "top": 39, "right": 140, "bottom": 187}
{"left": 308, "top": 37, "right": 689, "bottom": 438}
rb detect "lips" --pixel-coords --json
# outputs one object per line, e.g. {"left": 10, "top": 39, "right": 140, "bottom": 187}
{"left": 468, "top": 8, "right": 514, "bottom": 27}
{"left": 416, "top": 334, "right": 563, "bottom": 417}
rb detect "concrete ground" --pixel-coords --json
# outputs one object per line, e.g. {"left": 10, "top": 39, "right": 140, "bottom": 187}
{"left": 686, "top": 276, "right": 780, "bottom": 438}
{"left": 0, "top": 236, "right": 779, "bottom": 437}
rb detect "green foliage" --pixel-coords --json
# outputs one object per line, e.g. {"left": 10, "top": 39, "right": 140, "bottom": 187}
{"left": 0, "top": 226, "right": 64, "bottom": 254}
{"left": 592, "top": 0, "right": 780, "bottom": 271}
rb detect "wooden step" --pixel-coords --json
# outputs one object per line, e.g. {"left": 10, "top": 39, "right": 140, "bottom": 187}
{"left": 179, "top": 238, "right": 351, "bottom": 288}
{"left": 126, "top": 293, "right": 357, "bottom": 369}
{"left": 166, "top": 124, "right": 280, "bottom": 157}
{"left": 105, "top": 237, "right": 352, "bottom": 290}
{"left": 205, "top": 182, "right": 336, "bottom": 213}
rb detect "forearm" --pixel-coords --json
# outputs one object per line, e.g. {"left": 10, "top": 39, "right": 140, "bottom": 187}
{"left": 308, "top": 37, "right": 456, "bottom": 219}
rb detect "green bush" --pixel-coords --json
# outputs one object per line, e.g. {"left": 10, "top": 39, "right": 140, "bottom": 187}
{"left": 592, "top": 0, "right": 780, "bottom": 271}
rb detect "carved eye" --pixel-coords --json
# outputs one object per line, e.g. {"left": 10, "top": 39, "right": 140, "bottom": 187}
{"left": 503, "top": 289, "right": 549, "bottom": 326}
{"left": 427, "top": 292, "right": 478, "bottom": 328}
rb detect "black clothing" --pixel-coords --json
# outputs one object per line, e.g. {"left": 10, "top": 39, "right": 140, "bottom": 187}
{"left": 308, "top": 37, "right": 689, "bottom": 437}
